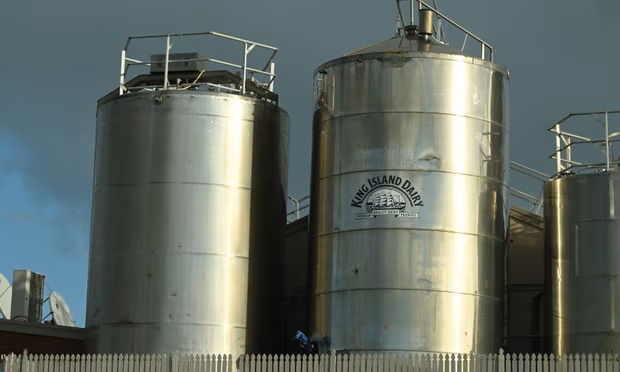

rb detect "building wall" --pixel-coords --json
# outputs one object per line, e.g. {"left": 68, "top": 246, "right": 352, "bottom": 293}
{"left": 0, "top": 321, "right": 86, "bottom": 355}
{"left": 506, "top": 207, "right": 545, "bottom": 353}
{"left": 282, "top": 217, "right": 310, "bottom": 353}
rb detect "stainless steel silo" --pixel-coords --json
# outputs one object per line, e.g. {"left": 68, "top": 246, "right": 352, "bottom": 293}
{"left": 545, "top": 171, "right": 620, "bottom": 355}
{"left": 309, "top": 6, "right": 510, "bottom": 354}
{"left": 545, "top": 111, "right": 620, "bottom": 355}
{"left": 86, "top": 32, "right": 289, "bottom": 356}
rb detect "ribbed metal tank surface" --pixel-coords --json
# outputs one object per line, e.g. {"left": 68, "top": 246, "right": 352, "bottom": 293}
{"left": 86, "top": 90, "right": 289, "bottom": 355}
{"left": 309, "top": 33, "right": 510, "bottom": 354}
{"left": 545, "top": 171, "right": 620, "bottom": 355}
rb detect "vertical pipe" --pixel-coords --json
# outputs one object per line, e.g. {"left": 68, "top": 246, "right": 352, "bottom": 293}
{"left": 555, "top": 123, "right": 562, "bottom": 173}
{"left": 119, "top": 49, "right": 126, "bottom": 96}
{"left": 410, "top": 0, "right": 414, "bottom": 25}
{"left": 481, "top": 44, "right": 485, "bottom": 60}
{"left": 269, "top": 61, "right": 275, "bottom": 92}
{"left": 164, "top": 34, "right": 171, "bottom": 90}
{"left": 566, "top": 137, "right": 572, "bottom": 169}
{"left": 242, "top": 43, "right": 248, "bottom": 94}
{"left": 606, "top": 111, "right": 610, "bottom": 170}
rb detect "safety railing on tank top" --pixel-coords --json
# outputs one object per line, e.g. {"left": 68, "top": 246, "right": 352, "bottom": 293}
{"left": 287, "top": 195, "right": 310, "bottom": 223}
{"left": 118, "top": 32, "right": 278, "bottom": 98}
{"left": 549, "top": 110, "right": 620, "bottom": 175}
{"left": 395, "top": 0, "right": 494, "bottom": 61}
{"left": 510, "top": 161, "right": 549, "bottom": 216}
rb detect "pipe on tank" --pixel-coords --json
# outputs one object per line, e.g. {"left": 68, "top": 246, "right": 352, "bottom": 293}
{"left": 418, "top": 9, "right": 434, "bottom": 39}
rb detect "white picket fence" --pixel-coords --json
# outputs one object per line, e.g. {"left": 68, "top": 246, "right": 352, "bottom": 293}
{"left": 2, "top": 350, "right": 620, "bottom": 372}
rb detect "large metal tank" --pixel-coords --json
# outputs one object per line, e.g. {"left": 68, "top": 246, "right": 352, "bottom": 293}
{"left": 309, "top": 12, "right": 510, "bottom": 354}
{"left": 86, "top": 34, "right": 289, "bottom": 355}
{"left": 545, "top": 171, "right": 620, "bottom": 355}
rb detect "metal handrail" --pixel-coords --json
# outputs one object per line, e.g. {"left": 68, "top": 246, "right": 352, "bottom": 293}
{"left": 287, "top": 195, "right": 310, "bottom": 223}
{"left": 396, "top": 0, "right": 494, "bottom": 61}
{"left": 510, "top": 161, "right": 550, "bottom": 215}
{"left": 548, "top": 110, "right": 620, "bottom": 175}
{"left": 119, "top": 31, "right": 278, "bottom": 96}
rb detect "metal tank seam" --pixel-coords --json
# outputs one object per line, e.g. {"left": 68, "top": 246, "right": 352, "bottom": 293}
{"left": 312, "top": 227, "right": 507, "bottom": 243}
{"left": 317, "top": 110, "right": 509, "bottom": 132}
{"left": 93, "top": 322, "right": 247, "bottom": 329}
{"left": 558, "top": 217, "right": 620, "bottom": 224}
{"left": 317, "top": 168, "right": 509, "bottom": 186}
{"left": 89, "top": 251, "right": 250, "bottom": 259}
{"left": 104, "top": 110, "right": 257, "bottom": 123}
{"left": 137, "top": 111, "right": 258, "bottom": 121}
{"left": 316, "top": 52, "right": 508, "bottom": 74}
{"left": 94, "top": 181, "right": 253, "bottom": 191}
{"left": 99, "top": 89, "right": 281, "bottom": 108}
{"left": 312, "top": 288, "right": 503, "bottom": 301}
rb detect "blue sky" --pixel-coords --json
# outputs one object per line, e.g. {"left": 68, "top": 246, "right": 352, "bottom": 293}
{"left": 2, "top": 0, "right": 620, "bottom": 327}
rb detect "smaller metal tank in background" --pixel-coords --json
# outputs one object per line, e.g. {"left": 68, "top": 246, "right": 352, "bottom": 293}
{"left": 545, "top": 111, "right": 620, "bottom": 355}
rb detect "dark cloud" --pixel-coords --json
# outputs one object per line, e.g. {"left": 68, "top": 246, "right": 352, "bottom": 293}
{"left": 1, "top": 0, "right": 620, "bottom": 255}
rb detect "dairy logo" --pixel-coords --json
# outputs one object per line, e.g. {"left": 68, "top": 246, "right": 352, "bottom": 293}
{"left": 351, "top": 175, "right": 423, "bottom": 220}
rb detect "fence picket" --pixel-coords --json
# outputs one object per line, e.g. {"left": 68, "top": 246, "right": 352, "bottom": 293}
{"left": 427, "top": 353, "right": 434, "bottom": 372}
{"left": 526, "top": 353, "right": 532, "bottom": 372}
{"left": 603, "top": 356, "right": 609, "bottom": 372}
{"left": 579, "top": 354, "right": 586, "bottom": 372}
{"left": 286, "top": 354, "right": 292, "bottom": 372}
{"left": 43, "top": 353, "right": 51, "bottom": 372}
{"left": 393, "top": 354, "right": 401, "bottom": 372}
{"left": 29, "top": 354, "right": 37, "bottom": 372}
{"left": 14, "top": 350, "right": 620, "bottom": 372}
{"left": 348, "top": 355, "right": 354, "bottom": 372}
{"left": 481, "top": 353, "right": 486, "bottom": 372}
{"left": 594, "top": 355, "right": 600, "bottom": 372}
{"left": 311, "top": 355, "right": 318, "bottom": 372}
{"left": 472, "top": 352, "right": 480, "bottom": 372}
{"left": 294, "top": 354, "right": 300, "bottom": 372}
{"left": 488, "top": 354, "right": 495, "bottom": 372}
{"left": 536, "top": 354, "right": 543, "bottom": 372}
{"left": 569, "top": 354, "right": 576, "bottom": 372}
